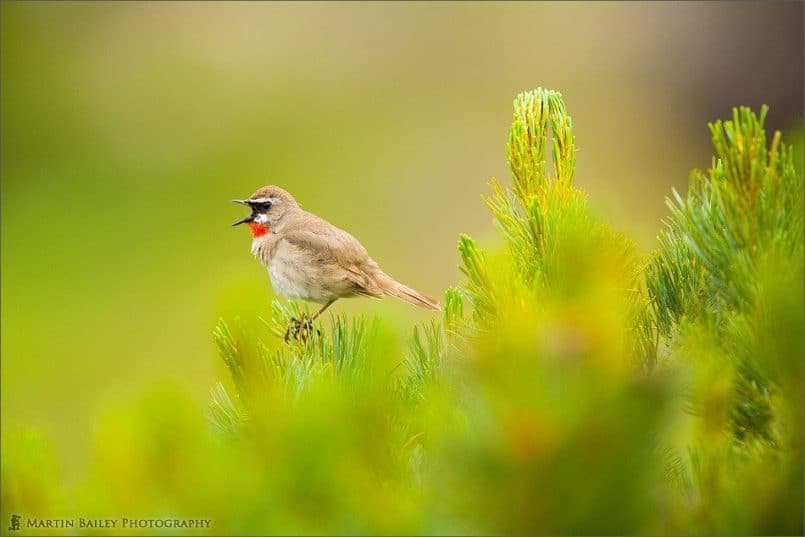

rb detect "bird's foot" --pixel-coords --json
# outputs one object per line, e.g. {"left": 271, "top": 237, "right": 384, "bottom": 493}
{"left": 284, "top": 315, "right": 320, "bottom": 344}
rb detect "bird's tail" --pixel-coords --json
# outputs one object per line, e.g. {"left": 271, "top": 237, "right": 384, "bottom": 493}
{"left": 379, "top": 273, "right": 440, "bottom": 311}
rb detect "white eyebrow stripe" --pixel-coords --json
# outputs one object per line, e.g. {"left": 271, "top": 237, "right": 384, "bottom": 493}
{"left": 249, "top": 197, "right": 271, "bottom": 203}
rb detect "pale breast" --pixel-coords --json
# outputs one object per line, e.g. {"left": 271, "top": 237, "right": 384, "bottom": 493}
{"left": 267, "top": 239, "right": 335, "bottom": 304}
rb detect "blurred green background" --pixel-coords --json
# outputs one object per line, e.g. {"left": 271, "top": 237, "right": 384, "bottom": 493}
{"left": 1, "top": 0, "right": 802, "bottom": 484}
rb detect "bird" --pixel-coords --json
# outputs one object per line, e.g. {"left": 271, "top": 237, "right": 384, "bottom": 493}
{"left": 231, "top": 185, "right": 440, "bottom": 341}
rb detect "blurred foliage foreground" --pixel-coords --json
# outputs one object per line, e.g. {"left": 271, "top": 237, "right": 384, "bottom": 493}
{"left": 3, "top": 88, "right": 803, "bottom": 535}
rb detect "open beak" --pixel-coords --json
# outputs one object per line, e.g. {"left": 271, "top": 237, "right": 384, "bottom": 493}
{"left": 231, "top": 199, "right": 256, "bottom": 226}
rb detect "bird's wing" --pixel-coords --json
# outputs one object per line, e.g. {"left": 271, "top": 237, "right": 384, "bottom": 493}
{"left": 281, "top": 223, "right": 384, "bottom": 297}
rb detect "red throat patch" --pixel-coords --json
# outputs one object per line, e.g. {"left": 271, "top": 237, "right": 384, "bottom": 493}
{"left": 248, "top": 222, "right": 270, "bottom": 238}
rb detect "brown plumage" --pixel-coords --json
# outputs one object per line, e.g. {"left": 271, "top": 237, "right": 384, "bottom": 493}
{"left": 232, "top": 186, "right": 439, "bottom": 332}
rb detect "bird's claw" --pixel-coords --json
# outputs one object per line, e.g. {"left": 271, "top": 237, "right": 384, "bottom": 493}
{"left": 284, "top": 315, "right": 319, "bottom": 343}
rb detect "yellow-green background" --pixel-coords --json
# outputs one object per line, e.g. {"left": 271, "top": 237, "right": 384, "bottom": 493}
{"left": 1, "top": 1, "right": 802, "bottom": 480}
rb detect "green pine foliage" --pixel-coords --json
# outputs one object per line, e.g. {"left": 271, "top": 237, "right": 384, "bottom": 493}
{"left": 3, "top": 88, "right": 802, "bottom": 536}
{"left": 642, "top": 105, "right": 804, "bottom": 534}
{"left": 647, "top": 106, "right": 802, "bottom": 335}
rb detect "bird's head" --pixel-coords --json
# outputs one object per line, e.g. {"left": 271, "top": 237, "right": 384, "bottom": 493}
{"left": 231, "top": 185, "right": 299, "bottom": 237}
